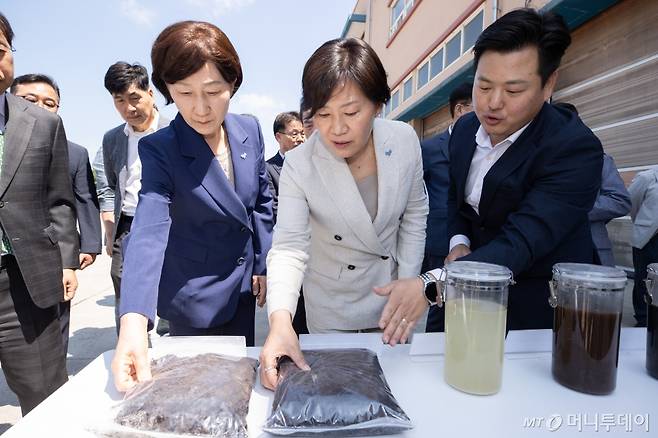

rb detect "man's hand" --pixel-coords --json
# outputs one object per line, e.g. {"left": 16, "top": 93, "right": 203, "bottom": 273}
{"left": 112, "top": 313, "right": 151, "bottom": 392}
{"left": 62, "top": 269, "right": 78, "bottom": 302}
{"left": 252, "top": 275, "right": 267, "bottom": 307}
{"left": 79, "top": 253, "right": 97, "bottom": 270}
{"left": 101, "top": 211, "right": 114, "bottom": 257}
{"left": 445, "top": 244, "right": 471, "bottom": 264}
{"left": 374, "top": 277, "right": 428, "bottom": 346}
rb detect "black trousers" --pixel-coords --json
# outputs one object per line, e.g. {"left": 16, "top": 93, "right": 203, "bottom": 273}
{"left": 59, "top": 300, "right": 70, "bottom": 353}
{"left": 111, "top": 214, "right": 133, "bottom": 334}
{"left": 633, "top": 233, "right": 658, "bottom": 326}
{"left": 0, "top": 256, "right": 68, "bottom": 415}
{"left": 169, "top": 292, "right": 256, "bottom": 346}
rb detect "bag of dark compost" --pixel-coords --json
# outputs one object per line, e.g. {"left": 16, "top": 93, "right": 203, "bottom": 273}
{"left": 263, "top": 348, "right": 413, "bottom": 436}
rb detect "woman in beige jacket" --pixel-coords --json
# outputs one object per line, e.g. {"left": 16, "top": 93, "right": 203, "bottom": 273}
{"left": 260, "top": 38, "right": 430, "bottom": 389}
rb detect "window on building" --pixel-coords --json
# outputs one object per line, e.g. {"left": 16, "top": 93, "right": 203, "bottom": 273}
{"left": 463, "top": 11, "right": 484, "bottom": 53}
{"left": 445, "top": 31, "right": 462, "bottom": 66}
{"left": 390, "top": 0, "right": 415, "bottom": 36}
{"left": 430, "top": 48, "right": 444, "bottom": 78}
{"left": 417, "top": 62, "right": 429, "bottom": 90}
{"left": 391, "top": 90, "right": 400, "bottom": 111}
{"left": 403, "top": 78, "right": 413, "bottom": 101}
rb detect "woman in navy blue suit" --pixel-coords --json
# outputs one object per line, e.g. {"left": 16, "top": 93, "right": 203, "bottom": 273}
{"left": 112, "top": 21, "right": 273, "bottom": 391}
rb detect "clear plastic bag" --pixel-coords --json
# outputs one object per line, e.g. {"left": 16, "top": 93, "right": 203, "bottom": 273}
{"left": 263, "top": 348, "right": 413, "bottom": 436}
{"left": 110, "top": 353, "right": 258, "bottom": 437}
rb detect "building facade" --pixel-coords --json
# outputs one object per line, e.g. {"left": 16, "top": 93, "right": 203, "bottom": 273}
{"left": 342, "top": 0, "right": 658, "bottom": 184}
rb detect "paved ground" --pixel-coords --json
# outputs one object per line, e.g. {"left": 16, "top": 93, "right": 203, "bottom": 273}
{"left": 0, "top": 253, "right": 639, "bottom": 435}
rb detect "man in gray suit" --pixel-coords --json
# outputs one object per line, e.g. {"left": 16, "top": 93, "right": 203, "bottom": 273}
{"left": 101, "top": 62, "right": 168, "bottom": 332}
{"left": 0, "top": 13, "right": 79, "bottom": 414}
{"left": 589, "top": 154, "right": 631, "bottom": 266}
{"left": 11, "top": 73, "right": 103, "bottom": 352}
{"left": 629, "top": 165, "right": 658, "bottom": 327}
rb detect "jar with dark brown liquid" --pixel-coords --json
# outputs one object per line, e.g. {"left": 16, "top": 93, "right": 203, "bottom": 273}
{"left": 646, "top": 264, "right": 658, "bottom": 379}
{"left": 549, "top": 264, "right": 626, "bottom": 395}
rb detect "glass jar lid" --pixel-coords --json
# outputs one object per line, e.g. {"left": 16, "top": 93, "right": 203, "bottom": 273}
{"left": 444, "top": 261, "right": 512, "bottom": 284}
{"left": 552, "top": 263, "right": 627, "bottom": 290}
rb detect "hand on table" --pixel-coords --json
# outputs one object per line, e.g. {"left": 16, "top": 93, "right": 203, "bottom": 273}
{"left": 259, "top": 310, "right": 310, "bottom": 390}
{"left": 112, "top": 313, "right": 151, "bottom": 392}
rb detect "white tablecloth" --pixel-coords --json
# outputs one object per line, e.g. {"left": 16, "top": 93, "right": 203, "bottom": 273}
{"left": 4, "top": 328, "right": 656, "bottom": 437}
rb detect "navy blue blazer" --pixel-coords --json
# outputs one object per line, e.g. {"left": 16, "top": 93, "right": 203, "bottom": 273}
{"left": 119, "top": 113, "right": 273, "bottom": 329}
{"left": 448, "top": 103, "right": 603, "bottom": 329}
{"left": 421, "top": 128, "right": 450, "bottom": 257}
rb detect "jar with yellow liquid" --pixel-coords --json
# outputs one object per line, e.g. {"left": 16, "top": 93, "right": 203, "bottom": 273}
{"left": 439, "top": 261, "right": 513, "bottom": 395}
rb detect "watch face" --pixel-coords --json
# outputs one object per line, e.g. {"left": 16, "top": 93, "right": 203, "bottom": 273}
{"left": 425, "top": 283, "right": 438, "bottom": 302}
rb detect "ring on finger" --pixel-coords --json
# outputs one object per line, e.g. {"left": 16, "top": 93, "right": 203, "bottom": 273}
{"left": 401, "top": 317, "right": 408, "bottom": 325}
{"left": 263, "top": 366, "right": 277, "bottom": 373}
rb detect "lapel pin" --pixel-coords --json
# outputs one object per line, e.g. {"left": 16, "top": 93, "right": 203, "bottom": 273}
{"left": 240, "top": 152, "right": 247, "bottom": 160}
{"left": 385, "top": 149, "right": 392, "bottom": 156}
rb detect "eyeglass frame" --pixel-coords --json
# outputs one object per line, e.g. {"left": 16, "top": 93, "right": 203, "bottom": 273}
{"left": 278, "top": 129, "right": 305, "bottom": 139}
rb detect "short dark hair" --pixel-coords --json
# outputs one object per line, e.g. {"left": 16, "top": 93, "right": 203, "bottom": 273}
{"left": 553, "top": 101, "right": 578, "bottom": 115}
{"left": 0, "top": 12, "right": 14, "bottom": 47}
{"left": 11, "top": 73, "right": 60, "bottom": 99}
{"left": 151, "top": 21, "right": 242, "bottom": 105}
{"left": 104, "top": 62, "right": 149, "bottom": 95}
{"left": 448, "top": 82, "right": 473, "bottom": 118}
{"left": 473, "top": 8, "right": 571, "bottom": 86}
{"left": 273, "top": 111, "right": 301, "bottom": 136}
{"left": 302, "top": 38, "right": 390, "bottom": 117}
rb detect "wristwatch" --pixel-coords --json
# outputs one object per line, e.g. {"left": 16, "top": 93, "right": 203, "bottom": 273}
{"left": 418, "top": 272, "right": 440, "bottom": 306}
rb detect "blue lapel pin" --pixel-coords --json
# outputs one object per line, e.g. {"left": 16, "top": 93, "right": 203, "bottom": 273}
{"left": 385, "top": 149, "right": 392, "bottom": 156}
{"left": 240, "top": 152, "right": 247, "bottom": 159}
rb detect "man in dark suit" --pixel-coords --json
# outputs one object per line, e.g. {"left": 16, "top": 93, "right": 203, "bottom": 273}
{"left": 266, "top": 111, "right": 304, "bottom": 219}
{"left": 552, "top": 102, "right": 631, "bottom": 268}
{"left": 421, "top": 82, "right": 472, "bottom": 332}
{"left": 266, "top": 111, "right": 308, "bottom": 334}
{"left": 11, "top": 73, "right": 103, "bottom": 352}
{"left": 0, "top": 13, "right": 79, "bottom": 414}
{"left": 101, "top": 62, "right": 168, "bottom": 333}
{"left": 378, "top": 9, "right": 603, "bottom": 342}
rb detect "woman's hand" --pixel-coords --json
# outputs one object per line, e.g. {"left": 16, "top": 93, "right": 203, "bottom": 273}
{"left": 374, "top": 278, "right": 428, "bottom": 346}
{"left": 259, "top": 310, "right": 310, "bottom": 390}
{"left": 112, "top": 313, "right": 151, "bottom": 392}
{"left": 252, "top": 275, "right": 267, "bottom": 307}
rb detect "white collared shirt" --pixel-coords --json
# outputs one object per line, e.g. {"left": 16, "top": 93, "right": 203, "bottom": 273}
{"left": 449, "top": 122, "right": 530, "bottom": 252}
{"left": 121, "top": 111, "right": 160, "bottom": 215}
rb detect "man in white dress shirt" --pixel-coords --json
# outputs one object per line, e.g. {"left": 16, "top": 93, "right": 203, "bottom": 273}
{"left": 101, "top": 62, "right": 168, "bottom": 332}
{"left": 377, "top": 8, "right": 603, "bottom": 340}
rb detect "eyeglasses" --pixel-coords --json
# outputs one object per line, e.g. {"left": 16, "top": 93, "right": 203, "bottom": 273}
{"left": 17, "top": 94, "right": 60, "bottom": 110}
{"left": 280, "top": 130, "right": 305, "bottom": 139}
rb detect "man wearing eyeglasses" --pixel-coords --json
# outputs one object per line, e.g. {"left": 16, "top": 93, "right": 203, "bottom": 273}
{"left": 0, "top": 12, "right": 79, "bottom": 415}
{"left": 11, "top": 73, "right": 102, "bottom": 353}
{"left": 266, "top": 111, "right": 307, "bottom": 334}
{"left": 267, "top": 111, "right": 305, "bottom": 220}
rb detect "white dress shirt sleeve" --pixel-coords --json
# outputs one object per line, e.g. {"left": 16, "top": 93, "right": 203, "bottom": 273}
{"left": 449, "top": 234, "right": 471, "bottom": 252}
